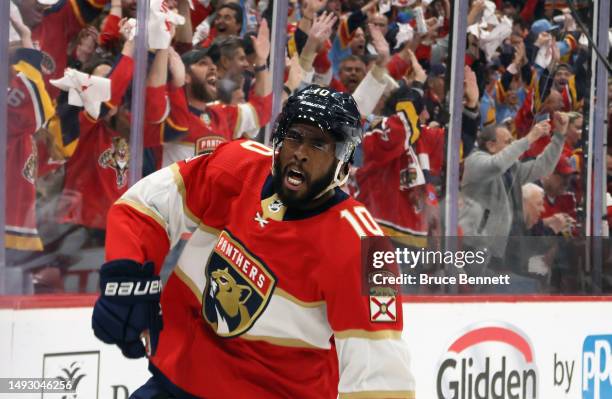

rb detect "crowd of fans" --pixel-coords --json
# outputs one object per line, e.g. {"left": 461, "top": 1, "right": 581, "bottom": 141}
{"left": 4, "top": 0, "right": 611, "bottom": 294}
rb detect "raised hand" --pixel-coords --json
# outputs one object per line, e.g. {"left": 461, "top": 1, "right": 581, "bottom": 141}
{"left": 368, "top": 22, "right": 390, "bottom": 67}
{"left": 119, "top": 17, "right": 135, "bottom": 42}
{"left": 252, "top": 19, "right": 270, "bottom": 66}
{"left": 552, "top": 111, "right": 570, "bottom": 136}
{"left": 309, "top": 11, "right": 337, "bottom": 47}
{"left": 464, "top": 65, "right": 479, "bottom": 108}
{"left": 526, "top": 120, "right": 552, "bottom": 144}
{"left": 10, "top": 12, "right": 33, "bottom": 48}
{"left": 119, "top": 18, "right": 135, "bottom": 56}
{"left": 407, "top": 49, "right": 426, "bottom": 83}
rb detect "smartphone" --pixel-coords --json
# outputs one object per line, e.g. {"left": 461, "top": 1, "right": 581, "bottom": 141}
{"left": 535, "top": 113, "right": 550, "bottom": 124}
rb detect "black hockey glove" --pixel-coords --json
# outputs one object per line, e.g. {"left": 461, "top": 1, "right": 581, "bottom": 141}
{"left": 92, "top": 259, "right": 163, "bottom": 359}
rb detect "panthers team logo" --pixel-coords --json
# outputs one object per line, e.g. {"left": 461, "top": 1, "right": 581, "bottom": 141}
{"left": 203, "top": 230, "right": 276, "bottom": 337}
{"left": 22, "top": 137, "right": 38, "bottom": 185}
{"left": 99, "top": 137, "right": 130, "bottom": 188}
{"left": 195, "top": 135, "right": 226, "bottom": 155}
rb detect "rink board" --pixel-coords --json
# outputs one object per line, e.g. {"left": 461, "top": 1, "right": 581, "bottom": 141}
{"left": 0, "top": 296, "right": 611, "bottom": 399}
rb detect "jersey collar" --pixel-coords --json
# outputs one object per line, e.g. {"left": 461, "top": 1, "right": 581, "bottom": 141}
{"left": 260, "top": 174, "right": 348, "bottom": 221}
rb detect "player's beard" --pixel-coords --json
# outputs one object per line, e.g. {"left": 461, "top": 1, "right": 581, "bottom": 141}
{"left": 189, "top": 75, "right": 216, "bottom": 103}
{"left": 272, "top": 160, "right": 336, "bottom": 210}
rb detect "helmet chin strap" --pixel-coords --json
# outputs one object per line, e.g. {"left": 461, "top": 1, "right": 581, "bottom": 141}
{"left": 313, "top": 161, "right": 348, "bottom": 200}
{"left": 271, "top": 141, "right": 282, "bottom": 175}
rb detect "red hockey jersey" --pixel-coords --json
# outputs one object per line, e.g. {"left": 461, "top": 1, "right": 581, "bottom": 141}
{"left": 106, "top": 140, "right": 415, "bottom": 399}
{"left": 57, "top": 114, "right": 131, "bottom": 229}
{"left": 417, "top": 124, "right": 445, "bottom": 178}
{"left": 6, "top": 49, "right": 55, "bottom": 251}
{"left": 161, "top": 94, "right": 272, "bottom": 167}
{"left": 56, "top": 55, "right": 134, "bottom": 230}
{"left": 542, "top": 193, "right": 577, "bottom": 218}
{"left": 354, "top": 115, "right": 433, "bottom": 247}
{"left": 542, "top": 193, "right": 579, "bottom": 236}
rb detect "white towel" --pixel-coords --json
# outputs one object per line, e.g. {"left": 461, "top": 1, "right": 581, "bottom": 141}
{"left": 50, "top": 69, "right": 111, "bottom": 120}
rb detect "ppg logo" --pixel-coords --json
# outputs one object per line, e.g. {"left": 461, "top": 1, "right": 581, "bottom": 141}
{"left": 582, "top": 335, "right": 612, "bottom": 399}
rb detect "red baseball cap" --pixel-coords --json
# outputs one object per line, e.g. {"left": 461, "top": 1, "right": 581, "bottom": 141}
{"left": 555, "top": 156, "right": 576, "bottom": 175}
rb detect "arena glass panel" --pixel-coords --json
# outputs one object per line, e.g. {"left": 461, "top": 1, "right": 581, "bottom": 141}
{"left": 1, "top": 0, "right": 278, "bottom": 295}
{"left": 1, "top": 1, "right": 609, "bottom": 298}
{"left": 3, "top": 0, "right": 149, "bottom": 294}
{"left": 360, "top": 0, "right": 610, "bottom": 296}
{"left": 450, "top": 0, "right": 610, "bottom": 296}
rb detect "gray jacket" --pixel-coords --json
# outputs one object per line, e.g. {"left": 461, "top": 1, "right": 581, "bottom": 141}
{"left": 459, "top": 133, "right": 565, "bottom": 257}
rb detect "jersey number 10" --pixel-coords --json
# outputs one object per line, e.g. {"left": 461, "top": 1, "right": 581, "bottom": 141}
{"left": 340, "top": 207, "right": 384, "bottom": 237}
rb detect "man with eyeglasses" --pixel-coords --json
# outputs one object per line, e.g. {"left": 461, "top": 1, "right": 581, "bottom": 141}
{"left": 92, "top": 85, "right": 415, "bottom": 399}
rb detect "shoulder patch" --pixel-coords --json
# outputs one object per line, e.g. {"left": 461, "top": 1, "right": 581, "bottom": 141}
{"left": 369, "top": 295, "right": 397, "bottom": 323}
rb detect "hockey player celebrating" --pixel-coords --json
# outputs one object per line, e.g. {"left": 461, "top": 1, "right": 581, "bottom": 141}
{"left": 92, "top": 85, "right": 415, "bottom": 399}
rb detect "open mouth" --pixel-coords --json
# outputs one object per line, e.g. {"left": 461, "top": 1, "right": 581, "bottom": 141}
{"left": 345, "top": 78, "right": 360, "bottom": 90}
{"left": 205, "top": 74, "right": 217, "bottom": 96}
{"left": 284, "top": 167, "right": 306, "bottom": 191}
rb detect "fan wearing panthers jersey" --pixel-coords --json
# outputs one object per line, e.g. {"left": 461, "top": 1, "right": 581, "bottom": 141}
{"left": 92, "top": 85, "right": 415, "bottom": 399}
{"left": 6, "top": 47, "right": 55, "bottom": 253}
{"left": 54, "top": 35, "right": 134, "bottom": 231}
{"left": 161, "top": 20, "right": 273, "bottom": 166}
{"left": 353, "top": 67, "right": 439, "bottom": 248}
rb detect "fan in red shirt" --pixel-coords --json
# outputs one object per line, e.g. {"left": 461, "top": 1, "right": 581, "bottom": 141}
{"left": 161, "top": 21, "right": 272, "bottom": 166}
{"left": 54, "top": 31, "right": 187, "bottom": 232}
{"left": 540, "top": 156, "right": 579, "bottom": 236}
{"left": 330, "top": 55, "right": 366, "bottom": 94}
{"left": 15, "top": 0, "right": 111, "bottom": 99}
{"left": 352, "top": 79, "right": 440, "bottom": 248}
{"left": 54, "top": 37, "right": 134, "bottom": 232}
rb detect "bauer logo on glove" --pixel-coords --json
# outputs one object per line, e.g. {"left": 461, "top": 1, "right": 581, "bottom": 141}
{"left": 104, "top": 280, "right": 162, "bottom": 296}
{"left": 92, "top": 259, "right": 163, "bottom": 359}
